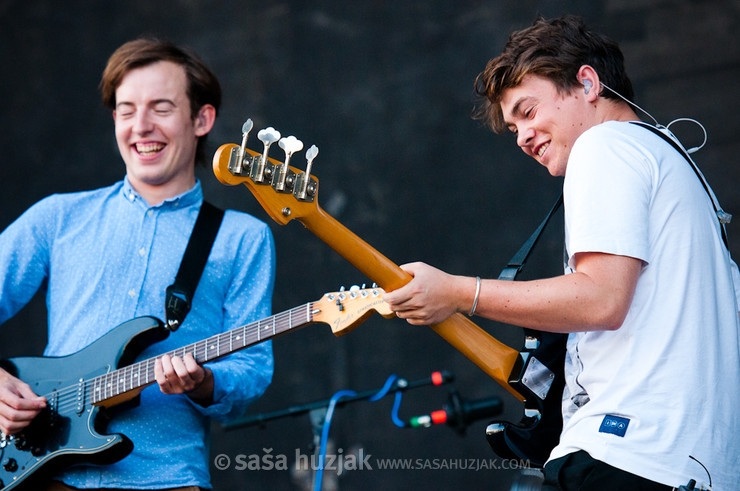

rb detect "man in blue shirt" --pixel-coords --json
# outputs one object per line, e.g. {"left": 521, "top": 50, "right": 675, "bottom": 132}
{"left": 0, "top": 38, "right": 275, "bottom": 490}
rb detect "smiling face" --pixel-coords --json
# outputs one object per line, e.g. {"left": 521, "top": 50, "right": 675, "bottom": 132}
{"left": 113, "top": 60, "right": 214, "bottom": 204}
{"left": 500, "top": 74, "right": 594, "bottom": 177}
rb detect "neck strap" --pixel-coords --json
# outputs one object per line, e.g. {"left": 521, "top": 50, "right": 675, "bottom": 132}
{"left": 630, "top": 121, "right": 730, "bottom": 250}
{"left": 165, "top": 201, "right": 225, "bottom": 331}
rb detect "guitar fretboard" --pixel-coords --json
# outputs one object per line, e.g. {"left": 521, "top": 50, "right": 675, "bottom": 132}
{"left": 86, "top": 302, "right": 315, "bottom": 405}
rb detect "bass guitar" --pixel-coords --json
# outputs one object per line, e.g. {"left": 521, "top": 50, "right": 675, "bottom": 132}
{"left": 211, "top": 121, "right": 563, "bottom": 466}
{"left": 0, "top": 287, "right": 392, "bottom": 490}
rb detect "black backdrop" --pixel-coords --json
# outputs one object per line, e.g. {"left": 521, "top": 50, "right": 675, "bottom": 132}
{"left": 1, "top": 1, "right": 738, "bottom": 490}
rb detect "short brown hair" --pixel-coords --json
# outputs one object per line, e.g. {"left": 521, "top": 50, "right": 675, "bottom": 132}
{"left": 100, "top": 38, "right": 222, "bottom": 165}
{"left": 474, "top": 15, "right": 634, "bottom": 133}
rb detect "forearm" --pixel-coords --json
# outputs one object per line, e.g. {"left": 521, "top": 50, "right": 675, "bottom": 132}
{"left": 387, "top": 254, "right": 641, "bottom": 332}
{"left": 473, "top": 273, "right": 629, "bottom": 333}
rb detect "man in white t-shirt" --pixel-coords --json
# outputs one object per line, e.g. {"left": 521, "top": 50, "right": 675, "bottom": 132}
{"left": 384, "top": 15, "right": 740, "bottom": 490}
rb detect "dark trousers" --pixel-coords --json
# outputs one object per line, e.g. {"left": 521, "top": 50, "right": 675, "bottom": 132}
{"left": 542, "top": 450, "right": 672, "bottom": 490}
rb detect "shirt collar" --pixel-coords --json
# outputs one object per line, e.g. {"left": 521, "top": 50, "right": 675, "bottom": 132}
{"left": 121, "top": 177, "right": 203, "bottom": 210}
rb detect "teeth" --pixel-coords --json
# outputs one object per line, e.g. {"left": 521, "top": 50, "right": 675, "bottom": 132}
{"left": 537, "top": 143, "right": 549, "bottom": 157}
{"left": 135, "top": 142, "right": 165, "bottom": 155}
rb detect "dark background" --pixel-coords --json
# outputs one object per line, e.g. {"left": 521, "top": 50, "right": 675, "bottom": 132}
{"left": 1, "top": 1, "right": 738, "bottom": 490}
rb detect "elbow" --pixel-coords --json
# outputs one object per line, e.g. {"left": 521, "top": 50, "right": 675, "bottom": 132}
{"left": 599, "top": 318, "right": 624, "bottom": 332}
{"left": 590, "top": 301, "right": 630, "bottom": 331}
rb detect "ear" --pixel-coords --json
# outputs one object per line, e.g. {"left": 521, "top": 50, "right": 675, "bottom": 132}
{"left": 576, "top": 65, "right": 600, "bottom": 102}
{"left": 194, "top": 104, "right": 216, "bottom": 137}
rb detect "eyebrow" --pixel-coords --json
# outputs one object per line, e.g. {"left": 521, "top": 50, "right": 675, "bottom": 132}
{"left": 507, "top": 96, "right": 534, "bottom": 122}
{"left": 115, "top": 98, "right": 177, "bottom": 110}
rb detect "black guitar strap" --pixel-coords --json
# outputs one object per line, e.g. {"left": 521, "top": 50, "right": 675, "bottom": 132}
{"left": 488, "top": 194, "right": 567, "bottom": 467}
{"left": 630, "top": 121, "right": 731, "bottom": 250}
{"left": 498, "top": 193, "right": 563, "bottom": 282}
{"left": 165, "top": 201, "right": 225, "bottom": 331}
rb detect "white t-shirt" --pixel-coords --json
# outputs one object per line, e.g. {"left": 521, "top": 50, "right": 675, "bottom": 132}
{"left": 550, "top": 121, "right": 740, "bottom": 490}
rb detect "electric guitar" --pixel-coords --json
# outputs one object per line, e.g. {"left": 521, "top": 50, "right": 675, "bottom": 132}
{"left": 211, "top": 121, "right": 564, "bottom": 466}
{"left": 0, "top": 288, "right": 392, "bottom": 490}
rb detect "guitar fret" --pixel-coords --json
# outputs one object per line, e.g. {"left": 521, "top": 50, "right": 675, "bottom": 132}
{"left": 72, "top": 298, "right": 353, "bottom": 410}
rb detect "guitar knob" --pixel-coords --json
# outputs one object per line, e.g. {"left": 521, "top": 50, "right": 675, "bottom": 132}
{"left": 14, "top": 435, "right": 29, "bottom": 451}
{"left": 3, "top": 458, "right": 18, "bottom": 472}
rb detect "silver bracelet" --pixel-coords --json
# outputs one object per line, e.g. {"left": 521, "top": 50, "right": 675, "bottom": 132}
{"left": 469, "top": 276, "right": 481, "bottom": 316}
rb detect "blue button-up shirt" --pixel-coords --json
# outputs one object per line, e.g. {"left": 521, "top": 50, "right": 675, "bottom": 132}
{"left": 0, "top": 179, "right": 275, "bottom": 489}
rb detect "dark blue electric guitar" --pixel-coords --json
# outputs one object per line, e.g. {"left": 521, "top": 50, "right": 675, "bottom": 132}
{"left": 0, "top": 288, "right": 391, "bottom": 490}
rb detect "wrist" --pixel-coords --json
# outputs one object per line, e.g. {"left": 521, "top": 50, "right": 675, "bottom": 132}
{"left": 187, "top": 367, "right": 214, "bottom": 406}
{"left": 468, "top": 276, "right": 481, "bottom": 316}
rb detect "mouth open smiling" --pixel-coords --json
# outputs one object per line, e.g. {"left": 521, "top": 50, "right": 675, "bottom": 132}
{"left": 135, "top": 142, "right": 166, "bottom": 156}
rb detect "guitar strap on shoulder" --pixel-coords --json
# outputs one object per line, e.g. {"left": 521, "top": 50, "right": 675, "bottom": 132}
{"left": 165, "top": 201, "right": 225, "bottom": 331}
{"left": 498, "top": 193, "right": 563, "bottom": 282}
{"left": 488, "top": 194, "right": 567, "bottom": 467}
{"left": 630, "top": 121, "right": 731, "bottom": 250}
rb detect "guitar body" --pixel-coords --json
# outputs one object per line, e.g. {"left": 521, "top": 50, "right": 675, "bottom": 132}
{"left": 0, "top": 290, "right": 386, "bottom": 490}
{"left": 0, "top": 316, "right": 167, "bottom": 490}
{"left": 486, "top": 330, "right": 567, "bottom": 467}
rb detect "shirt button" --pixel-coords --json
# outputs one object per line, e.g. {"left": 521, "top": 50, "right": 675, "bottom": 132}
{"left": 128, "top": 289, "right": 136, "bottom": 298}
{"left": 138, "top": 248, "right": 146, "bottom": 257}
{"left": 147, "top": 210, "right": 154, "bottom": 217}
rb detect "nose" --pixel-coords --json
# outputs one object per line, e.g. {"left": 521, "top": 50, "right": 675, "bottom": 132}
{"left": 516, "top": 125, "right": 534, "bottom": 149}
{"left": 132, "top": 109, "right": 154, "bottom": 135}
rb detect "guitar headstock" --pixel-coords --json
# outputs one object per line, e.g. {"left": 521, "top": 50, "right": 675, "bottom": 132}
{"left": 213, "top": 119, "right": 321, "bottom": 225}
{"left": 313, "top": 286, "right": 395, "bottom": 336}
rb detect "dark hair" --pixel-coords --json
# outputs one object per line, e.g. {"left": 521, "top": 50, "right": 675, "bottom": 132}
{"left": 474, "top": 15, "right": 634, "bottom": 133}
{"left": 100, "top": 38, "right": 221, "bottom": 165}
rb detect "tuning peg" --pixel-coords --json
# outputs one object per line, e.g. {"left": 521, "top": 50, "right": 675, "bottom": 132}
{"left": 236, "top": 119, "right": 254, "bottom": 173}
{"left": 278, "top": 136, "right": 304, "bottom": 168}
{"left": 242, "top": 119, "right": 254, "bottom": 134}
{"left": 258, "top": 127, "right": 281, "bottom": 161}
{"left": 293, "top": 144, "right": 319, "bottom": 202}
{"left": 305, "top": 145, "right": 318, "bottom": 177}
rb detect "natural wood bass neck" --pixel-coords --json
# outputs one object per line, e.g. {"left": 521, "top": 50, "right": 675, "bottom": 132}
{"left": 211, "top": 141, "right": 524, "bottom": 401}
{"left": 300, "top": 205, "right": 524, "bottom": 401}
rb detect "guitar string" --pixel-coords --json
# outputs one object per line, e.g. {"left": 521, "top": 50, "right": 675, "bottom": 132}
{"left": 45, "top": 304, "right": 315, "bottom": 415}
{"left": 48, "top": 306, "right": 309, "bottom": 414}
{"left": 48, "top": 305, "right": 311, "bottom": 413}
